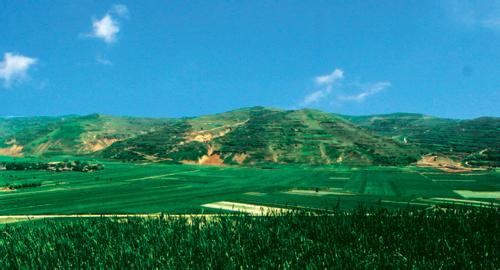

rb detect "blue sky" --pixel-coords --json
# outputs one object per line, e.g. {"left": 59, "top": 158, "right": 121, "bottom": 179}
{"left": 0, "top": 1, "right": 498, "bottom": 119}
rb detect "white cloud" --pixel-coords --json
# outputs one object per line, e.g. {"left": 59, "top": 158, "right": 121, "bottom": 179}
{"left": 0, "top": 52, "right": 37, "bottom": 87}
{"left": 92, "top": 14, "right": 120, "bottom": 44}
{"left": 338, "top": 81, "right": 391, "bottom": 102}
{"left": 300, "top": 69, "right": 343, "bottom": 106}
{"left": 314, "top": 69, "right": 344, "bottom": 86}
{"left": 299, "top": 68, "right": 390, "bottom": 107}
{"left": 86, "top": 5, "right": 129, "bottom": 44}
{"left": 302, "top": 89, "right": 327, "bottom": 105}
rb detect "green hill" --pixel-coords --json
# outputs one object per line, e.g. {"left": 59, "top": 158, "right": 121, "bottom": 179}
{"left": 0, "top": 116, "right": 70, "bottom": 139}
{"left": 1, "top": 108, "right": 497, "bottom": 167}
{"left": 345, "top": 113, "right": 500, "bottom": 166}
{"left": 101, "top": 107, "right": 422, "bottom": 165}
{"left": 0, "top": 114, "right": 171, "bottom": 157}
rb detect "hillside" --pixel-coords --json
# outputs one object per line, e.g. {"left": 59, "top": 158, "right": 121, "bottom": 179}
{"left": 101, "top": 107, "right": 422, "bottom": 165}
{"left": 0, "top": 116, "right": 72, "bottom": 156}
{"left": 1, "top": 108, "right": 498, "bottom": 167}
{"left": 0, "top": 116, "right": 71, "bottom": 139}
{"left": 0, "top": 114, "right": 171, "bottom": 157}
{"left": 345, "top": 113, "right": 500, "bottom": 167}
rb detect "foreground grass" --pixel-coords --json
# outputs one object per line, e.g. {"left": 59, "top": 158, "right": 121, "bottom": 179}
{"left": 0, "top": 208, "right": 498, "bottom": 269}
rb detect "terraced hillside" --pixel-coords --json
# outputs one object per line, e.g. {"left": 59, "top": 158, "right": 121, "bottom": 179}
{"left": 0, "top": 114, "right": 171, "bottom": 157}
{"left": 345, "top": 113, "right": 500, "bottom": 166}
{"left": 0, "top": 116, "right": 73, "bottom": 156}
{"left": 101, "top": 107, "right": 421, "bottom": 165}
{"left": 1, "top": 108, "right": 497, "bottom": 167}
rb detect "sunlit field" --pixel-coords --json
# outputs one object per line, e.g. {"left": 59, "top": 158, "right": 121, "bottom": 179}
{"left": 0, "top": 158, "right": 498, "bottom": 217}
{"left": 1, "top": 208, "right": 498, "bottom": 268}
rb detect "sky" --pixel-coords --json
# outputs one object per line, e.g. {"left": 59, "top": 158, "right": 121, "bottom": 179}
{"left": 0, "top": 1, "right": 499, "bottom": 119}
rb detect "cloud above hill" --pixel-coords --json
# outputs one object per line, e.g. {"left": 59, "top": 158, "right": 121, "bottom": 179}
{"left": 315, "top": 69, "right": 344, "bottom": 86}
{"left": 0, "top": 52, "right": 37, "bottom": 88}
{"left": 86, "top": 4, "right": 129, "bottom": 44}
{"left": 338, "top": 81, "right": 391, "bottom": 102}
{"left": 300, "top": 68, "right": 390, "bottom": 107}
{"left": 300, "top": 69, "right": 343, "bottom": 106}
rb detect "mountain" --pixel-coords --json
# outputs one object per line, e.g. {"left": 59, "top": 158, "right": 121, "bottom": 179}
{"left": 1, "top": 107, "right": 498, "bottom": 167}
{"left": 0, "top": 114, "right": 171, "bottom": 157}
{"left": 0, "top": 115, "right": 72, "bottom": 156}
{"left": 101, "top": 107, "right": 422, "bottom": 165}
{"left": 0, "top": 116, "right": 70, "bottom": 138}
{"left": 345, "top": 113, "right": 500, "bottom": 167}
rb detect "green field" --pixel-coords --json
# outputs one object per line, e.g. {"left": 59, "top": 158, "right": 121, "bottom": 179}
{"left": 0, "top": 107, "right": 498, "bottom": 268}
{"left": 1, "top": 158, "right": 498, "bottom": 216}
{"left": 1, "top": 208, "right": 498, "bottom": 268}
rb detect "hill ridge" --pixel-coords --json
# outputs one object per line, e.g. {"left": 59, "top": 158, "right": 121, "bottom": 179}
{"left": 0, "top": 107, "right": 498, "bottom": 167}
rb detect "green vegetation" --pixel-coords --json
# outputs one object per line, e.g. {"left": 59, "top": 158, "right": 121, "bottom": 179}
{"left": 1, "top": 207, "right": 498, "bottom": 268}
{"left": 102, "top": 107, "right": 423, "bottom": 165}
{"left": 0, "top": 114, "right": 171, "bottom": 157}
{"left": 0, "top": 108, "right": 497, "bottom": 268}
{"left": 4, "top": 181, "right": 42, "bottom": 190}
{"left": 346, "top": 113, "right": 500, "bottom": 166}
{"left": 0, "top": 160, "right": 103, "bottom": 172}
{"left": 2, "top": 107, "right": 498, "bottom": 167}
{"left": 101, "top": 121, "right": 200, "bottom": 162}
{"left": 0, "top": 160, "right": 497, "bottom": 215}
{"left": 0, "top": 116, "right": 69, "bottom": 142}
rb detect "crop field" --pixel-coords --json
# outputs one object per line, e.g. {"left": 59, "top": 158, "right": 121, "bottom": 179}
{"left": 0, "top": 157, "right": 498, "bottom": 268}
{"left": 0, "top": 158, "right": 498, "bottom": 217}
{"left": 0, "top": 208, "right": 498, "bottom": 268}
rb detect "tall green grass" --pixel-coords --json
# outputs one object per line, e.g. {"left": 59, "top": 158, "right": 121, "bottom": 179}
{"left": 1, "top": 207, "right": 498, "bottom": 268}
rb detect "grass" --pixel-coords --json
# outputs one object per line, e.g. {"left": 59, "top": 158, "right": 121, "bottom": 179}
{"left": 0, "top": 207, "right": 498, "bottom": 268}
{"left": 0, "top": 159, "right": 498, "bottom": 215}
{"left": 0, "top": 157, "right": 498, "bottom": 267}
{"left": 0, "top": 114, "right": 172, "bottom": 157}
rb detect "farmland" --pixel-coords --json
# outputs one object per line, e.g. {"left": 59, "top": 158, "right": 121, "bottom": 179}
{"left": 0, "top": 108, "right": 497, "bottom": 268}
{"left": 0, "top": 157, "right": 498, "bottom": 216}
{"left": 0, "top": 208, "right": 498, "bottom": 268}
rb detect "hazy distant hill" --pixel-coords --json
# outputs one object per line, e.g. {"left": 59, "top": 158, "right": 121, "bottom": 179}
{"left": 0, "top": 116, "right": 70, "bottom": 139}
{"left": 345, "top": 113, "right": 500, "bottom": 166}
{"left": 0, "top": 114, "right": 171, "bottom": 157}
{"left": 1, "top": 108, "right": 498, "bottom": 167}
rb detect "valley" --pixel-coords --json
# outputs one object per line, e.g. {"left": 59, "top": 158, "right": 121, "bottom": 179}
{"left": 0, "top": 157, "right": 497, "bottom": 219}
{"left": 0, "top": 107, "right": 497, "bottom": 218}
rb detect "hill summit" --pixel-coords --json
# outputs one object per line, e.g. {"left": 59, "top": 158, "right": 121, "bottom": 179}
{"left": 101, "top": 107, "right": 420, "bottom": 165}
{"left": 1, "top": 107, "right": 498, "bottom": 167}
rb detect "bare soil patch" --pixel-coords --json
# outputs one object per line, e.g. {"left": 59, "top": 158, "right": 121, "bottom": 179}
{"left": 0, "top": 144, "right": 23, "bottom": 157}
{"left": 416, "top": 155, "right": 478, "bottom": 173}
{"left": 232, "top": 153, "right": 248, "bottom": 164}
{"left": 81, "top": 137, "right": 119, "bottom": 152}
{"left": 198, "top": 154, "right": 225, "bottom": 166}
